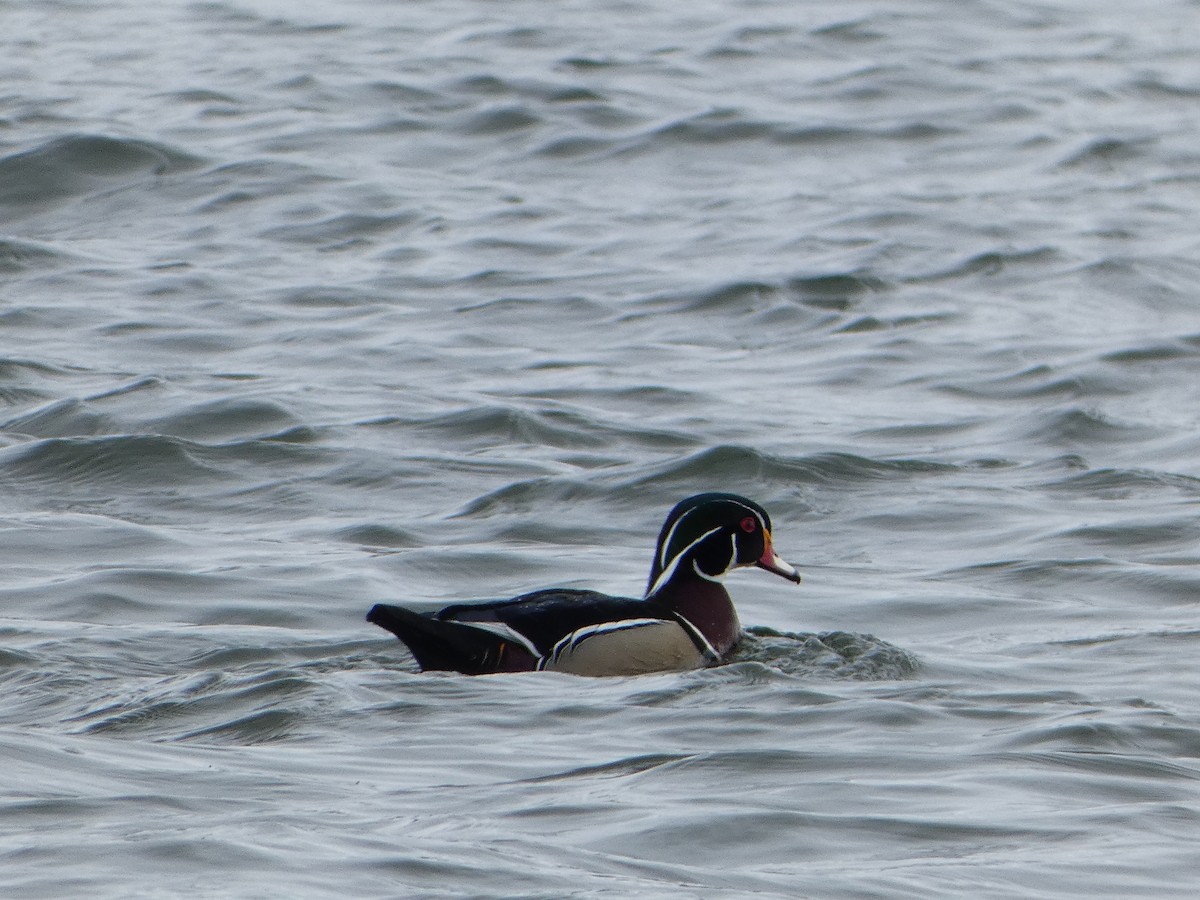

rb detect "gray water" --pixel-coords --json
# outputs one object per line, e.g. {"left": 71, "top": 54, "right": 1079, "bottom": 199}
{"left": 3, "top": 0, "right": 1200, "bottom": 896}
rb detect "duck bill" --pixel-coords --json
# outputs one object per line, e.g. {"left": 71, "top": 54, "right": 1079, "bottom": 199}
{"left": 756, "top": 533, "right": 802, "bottom": 583}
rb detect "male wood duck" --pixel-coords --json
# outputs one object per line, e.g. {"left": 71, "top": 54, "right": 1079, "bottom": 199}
{"left": 366, "top": 492, "right": 802, "bottom": 676}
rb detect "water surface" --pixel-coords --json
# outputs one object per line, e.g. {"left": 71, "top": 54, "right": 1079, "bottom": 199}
{"left": 3, "top": 0, "right": 1200, "bottom": 896}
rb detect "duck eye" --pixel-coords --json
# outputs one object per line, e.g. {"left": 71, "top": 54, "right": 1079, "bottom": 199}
{"left": 740, "top": 516, "right": 757, "bottom": 533}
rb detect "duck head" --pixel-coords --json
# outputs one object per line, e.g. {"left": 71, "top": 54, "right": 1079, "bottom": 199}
{"left": 645, "top": 492, "right": 802, "bottom": 599}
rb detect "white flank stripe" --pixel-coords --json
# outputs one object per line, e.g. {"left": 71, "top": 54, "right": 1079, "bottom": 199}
{"left": 455, "top": 619, "right": 540, "bottom": 657}
{"left": 542, "top": 618, "right": 669, "bottom": 668}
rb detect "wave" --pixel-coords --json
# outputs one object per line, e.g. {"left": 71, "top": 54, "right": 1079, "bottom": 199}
{"left": 413, "top": 403, "right": 695, "bottom": 453}
{"left": 0, "top": 430, "right": 332, "bottom": 498}
{"left": 637, "top": 274, "right": 888, "bottom": 317}
{"left": 618, "top": 108, "right": 956, "bottom": 155}
{"left": 0, "top": 619, "right": 386, "bottom": 743}
{"left": 1015, "top": 407, "right": 1155, "bottom": 447}
{"left": 259, "top": 211, "right": 421, "bottom": 246}
{"left": 942, "top": 556, "right": 1200, "bottom": 606}
{"left": 147, "top": 398, "right": 304, "bottom": 443}
{"left": 454, "top": 444, "right": 957, "bottom": 519}
{"left": 906, "top": 247, "right": 1061, "bottom": 284}
{"left": 0, "top": 134, "right": 202, "bottom": 214}
{"left": 625, "top": 444, "right": 957, "bottom": 490}
{"left": 3, "top": 398, "right": 119, "bottom": 439}
{"left": 1058, "top": 136, "right": 1155, "bottom": 170}
{"left": 0, "top": 238, "right": 69, "bottom": 273}
{"left": 0, "top": 435, "right": 224, "bottom": 492}
{"left": 942, "top": 364, "right": 1135, "bottom": 402}
{"left": 1040, "top": 467, "right": 1200, "bottom": 499}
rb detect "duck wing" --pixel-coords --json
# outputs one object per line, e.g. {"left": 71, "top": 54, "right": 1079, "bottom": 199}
{"left": 436, "top": 589, "right": 658, "bottom": 657}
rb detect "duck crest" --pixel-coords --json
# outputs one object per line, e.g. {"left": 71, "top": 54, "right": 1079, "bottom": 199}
{"left": 645, "top": 492, "right": 775, "bottom": 595}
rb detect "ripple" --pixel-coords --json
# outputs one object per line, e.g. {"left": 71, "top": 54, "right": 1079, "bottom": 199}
{"left": 853, "top": 418, "right": 985, "bottom": 441}
{"left": 1059, "top": 136, "right": 1155, "bottom": 169}
{"left": 0, "top": 357, "right": 76, "bottom": 391}
{"left": 0, "top": 134, "right": 202, "bottom": 213}
{"left": 943, "top": 363, "right": 1135, "bottom": 401}
{"left": 456, "top": 104, "right": 543, "bottom": 135}
{"left": 0, "top": 435, "right": 223, "bottom": 492}
{"left": 833, "top": 311, "right": 956, "bottom": 333}
{"left": 0, "top": 238, "right": 68, "bottom": 273}
{"left": 1040, "top": 467, "right": 1200, "bottom": 499}
{"left": 74, "top": 666, "right": 315, "bottom": 744}
{"left": 786, "top": 272, "right": 889, "bottom": 309}
{"left": 148, "top": 398, "right": 302, "bottom": 442}
{"left": 259, "top": 211, "right": 420, "bottom": 246}
{"left": 998, "top": 712, "right": 1200, "bottom": 765}
{"left": 0, "top": 430, "right": 333, "bottom": 501}
{"left": 912, "top": 247, "right": 1061, "bottom": 283}
{"left": 812, "top": 18, "right": 886, "bottom": 42}
{"left": 533, "top": 135, "right": 618, "bottom": 159}
{"left": 1101, "top": 340, "right": 1200, "bottom": 364}
{"left": 644, "top": 278, "right": 874, "bottom": 318}
{"left": 519, "top": 753, "right": 691, "bottom": 784}
{"left": 332, "top": 523, "right": 423, "bottom": 549}
{"left": 1056, "top": 518, "right": 1198, "bottom": 551}
{"left": 649, "top": 109, "right": 777, "bottom": 145}
{"left": 627, "top": 445, "right": 957, "bottom": 491}
{"left": 623, "top": 109, "right": 957, "bottom": 154}
{"left": 414, "top": 404, "right": 693, "bottom": 452}
{"left": 451, "top": 477, "right": 603, "bottom": 519}
{"left": 2, "top": 398, "right": 117, "bottom": 439}
{"left": 452, "top": 445, "right": 959, "bottom": 519}
{"left": 944, "top": 556, "right": 1200, "bottom": 605}
{"left": 1018, "top": 407, "right": 1154, "bottom": 446}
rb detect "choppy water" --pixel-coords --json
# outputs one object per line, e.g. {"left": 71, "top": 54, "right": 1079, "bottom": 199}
{"left": 3, "top": 0, "right": 1200, "bottom": 896}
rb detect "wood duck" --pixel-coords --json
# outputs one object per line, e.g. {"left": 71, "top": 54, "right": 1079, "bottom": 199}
{"left": 366, "top": 492, "right": 802, "bottom": 676}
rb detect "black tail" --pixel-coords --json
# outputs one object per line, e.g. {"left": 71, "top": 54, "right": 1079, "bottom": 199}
{"left": 366, "top": 603, "right": 510, "bottom": 675}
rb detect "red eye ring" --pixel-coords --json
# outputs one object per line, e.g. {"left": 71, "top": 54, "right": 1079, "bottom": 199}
{"left": 740, "top": 516, "right": 757, "bottom": 533}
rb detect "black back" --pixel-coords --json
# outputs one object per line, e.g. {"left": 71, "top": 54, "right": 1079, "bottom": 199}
{"left": 439, "top": 589, "right": 669, "bottom": 656}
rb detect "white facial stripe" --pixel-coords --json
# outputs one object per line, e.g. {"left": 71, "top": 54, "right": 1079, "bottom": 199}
{"left": 652, "top": 499, "right": 777, "bottom": 595}
{"left": 692, "top": 533, "right": 736, "bottom": 582}
{"left": 659, "top": 499, "right": 767, "bottom": 568}
{"left": 724, "top": 498, "right": 767, "bottom": 529}
{"left": 662, "top": 501, "right": 763, "bottom": 564}
{"left": 658, "top": 503, "right": 704, "bottom": 569}
{"left": 648, "top": 525, "right": 721, "bottom": 597}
